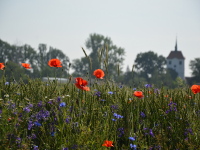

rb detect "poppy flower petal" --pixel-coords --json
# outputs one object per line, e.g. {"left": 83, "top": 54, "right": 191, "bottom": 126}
{"left": 133, "top": 91, "right": 144, "bottom": 98}
{"left": 48, "top": 59, "right": 62, "bottom": 67}
{"left": 93, "top": 69, "right": 105, "bottom": 79}
{"left": 0, "top": 63, "right": 5, "bottom": 70}
{"left": 191, "top": 85, "right": 200, "bottom": 94}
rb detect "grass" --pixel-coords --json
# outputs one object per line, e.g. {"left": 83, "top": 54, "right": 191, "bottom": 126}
{"left": 0, "top": 74, "right": 200, "bottom": 150}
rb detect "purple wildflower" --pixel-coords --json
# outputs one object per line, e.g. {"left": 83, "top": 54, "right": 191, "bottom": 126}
{"left": 29, "top": 104, "right": 33, "bottom": 108}
{"left": 145, "top": 84, "right": 152, "bottom": 88}
{"left": 15, "top": 137, "right": 21, "bottom": 144}
{"left": 23, "top": 107, "right": 31, "bottom": 113}
{"left": 37, "top": 101, "right": 43, "bottom": 107}
{"left": 94, "top": 91, "right": 101, "bottom": 97}
{"left": 33, "top": 145, "right": 39, "bottom": 150}
{"left": 110, "top": 105, "right": 119, "bottom": 112}
{"left": 28, "top": 121, "right": 34, "bottom": 130}
{"left": 118, "top": 127, "right": 124, "bottom": 137}
{"left": 65, "top": 117, "right": 71, "bottom": 123}
{"left": 140, "top": 112, "right": 146, "bottom": 118}
{"left": 149, "top": 129, "right": 155, "bottom": 137}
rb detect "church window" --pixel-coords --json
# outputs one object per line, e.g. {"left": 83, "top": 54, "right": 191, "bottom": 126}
{"left": 174, "top": 65, "right": 176, "bottom": 68}
{"left": 179, "top": 61, "right": 182, "bottom": 65}
{"left": 169, "top": 61, "right": 171, "bottom": 65}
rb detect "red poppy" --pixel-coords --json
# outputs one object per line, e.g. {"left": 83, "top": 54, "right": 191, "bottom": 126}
{"left": 21, "top": 63, "right": 31, "bottom": 69}
{"left": 75, "top": 77, "right": 90, "bottom": 91}
{"left": 93, "top": 69, "right": 105, "bottom": 79}
{"left": 102, "top": 140, "right": 114, "bottom": 147}
{"left": 48, "top": 59, "right": 62, "bottom": 67}
{"left": 0, "top": 63, "right": 5, "bottom": 70}
{"left": 191, "top": 85, "right": 200, "bottom": 94}
{"left": 133, "top": 91, "right": 144, "bottom": 98}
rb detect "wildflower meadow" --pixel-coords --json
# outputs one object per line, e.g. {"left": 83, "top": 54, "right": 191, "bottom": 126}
{"left": 0, "top": 57, "right": 200, "bottom": 150}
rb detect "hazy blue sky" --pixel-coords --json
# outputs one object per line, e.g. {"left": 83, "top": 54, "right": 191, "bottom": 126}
{"left": 0, "top": 0, "right": 200, "bottom": 77}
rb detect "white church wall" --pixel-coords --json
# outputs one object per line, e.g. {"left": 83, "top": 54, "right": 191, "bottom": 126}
{"left": 167, "top": 58, "right": 185, "bottom": 79}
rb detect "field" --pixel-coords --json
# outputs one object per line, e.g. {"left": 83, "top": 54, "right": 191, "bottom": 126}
{"left": 0, "top": 72, "right": 200, "bottom": 150}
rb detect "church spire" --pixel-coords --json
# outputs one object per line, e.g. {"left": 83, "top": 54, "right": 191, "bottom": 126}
{"left": 175, "top": 37, "right": 178, "bottom": 51}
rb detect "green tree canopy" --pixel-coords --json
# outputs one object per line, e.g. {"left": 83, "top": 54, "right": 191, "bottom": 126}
{"left": 72, "top": 33, "right": 125, "bottom": 80}
{"left": 0, "top": 39, "right": 70, "bottom": 80}
{"left": 189, "top": 58, "right": 200, "bottom": 83}
{"left": 134, "top": 51, "right": 166, "bottom": 81}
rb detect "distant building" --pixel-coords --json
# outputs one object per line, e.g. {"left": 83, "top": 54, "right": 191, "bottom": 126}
{"left": 167, "top": 39, "right": 185, "bottom": 79}
{"left": 42, "top": 77, "right": 68, "bottom": 83}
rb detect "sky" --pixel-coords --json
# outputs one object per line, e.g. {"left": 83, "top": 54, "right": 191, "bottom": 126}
{"left": 0, "top": 0, "right": 200, "bottom": 77}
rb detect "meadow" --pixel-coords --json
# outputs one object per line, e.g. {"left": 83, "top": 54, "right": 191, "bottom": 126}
{"left": 0, "top": 60, "right": 200, "bottom": 150}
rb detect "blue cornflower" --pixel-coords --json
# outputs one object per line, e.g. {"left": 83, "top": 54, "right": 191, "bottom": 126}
{"left": 129, "top": 137, "right": 136, "bottom": 141}
{"left": 112, "top": 119, "right": 117, "bottom": 121}
{"left": 51, "top": 132, "right": 55, "bottom": 136}
{"left": 34, "top": 122, "right": 42, "bottom": 127}
{"left": 5, "top": 82, "right": 9, "bottom": 85}
{"left": 57, "top": 97, "right": 61, "bottom": 102}
{"left": 108, "top": 91, "right": 113, "bottom": 94}
{"left": 100, "top": 99, "right": 106, "bottom": 101}
{"left": 133, "top": 88, "right": 137, "bottom": 90}
{"left": 130, "top": 144, "right": 137, "bottom": 149}
{"left": 33, "top": 145, "right": 39, "bottom": 150}
{"left": 59, "top": 102, "right": 66, "bottom": 107}
{"left": 119, "top": 85, "right": 123, "bottom": 88}
{"left": 113, "top": 113, "right": 123, "bottom": 119}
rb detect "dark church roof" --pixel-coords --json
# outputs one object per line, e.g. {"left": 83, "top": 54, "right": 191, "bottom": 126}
{"left": 167, "top": 51, "right": 185, "bottom": 59}
{"left": 167, "top": 38, "right": 185, "bottom": 59}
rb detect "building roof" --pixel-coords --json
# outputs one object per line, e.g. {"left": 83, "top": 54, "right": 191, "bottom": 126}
{"left": 167, "top": 50, "right": 185, "bottom": 59}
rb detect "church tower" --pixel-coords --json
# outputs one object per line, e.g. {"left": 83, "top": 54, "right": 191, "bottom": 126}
{"left": 167, "top": 39, "right": 185, "bottom": 79}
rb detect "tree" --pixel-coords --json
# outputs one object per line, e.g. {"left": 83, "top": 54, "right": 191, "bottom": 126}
{"left": 0, "top": 39, "right": 70, "bottom": 79}
{"left": 134, "top": 51, "right": 166, "bottom": 81}
{"left": 72, "top": 33, "right": 125, "bottom": 80}
{"left": 189, "top": 58, "right": 200, "bottom": 83}
{"left": 36, "top": 44, "right": 70, "bottom": 78}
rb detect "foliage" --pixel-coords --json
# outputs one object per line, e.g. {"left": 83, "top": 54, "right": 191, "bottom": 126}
{"left": 72, "top": 33, "right": 125, "bottom": 81}
{"left": 0, "top": 39, "right": 70, "bottom": 80}
{"left": 134, "top": 51, "right": 166, "bottom": 81}
{"left": 189, "top": 58, "right": 200, "bottom": 83}
{"left": 0, "top": 72, "right": 200, "bottom": 149}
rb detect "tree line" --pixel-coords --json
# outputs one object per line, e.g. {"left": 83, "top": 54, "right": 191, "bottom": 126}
{"left": 0, "top": 33, "right": 199, "bottom": 88}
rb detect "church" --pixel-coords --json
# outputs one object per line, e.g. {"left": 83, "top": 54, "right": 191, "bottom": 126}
{"left": 166, "top": 40, "right": 185, "bottom": 79}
